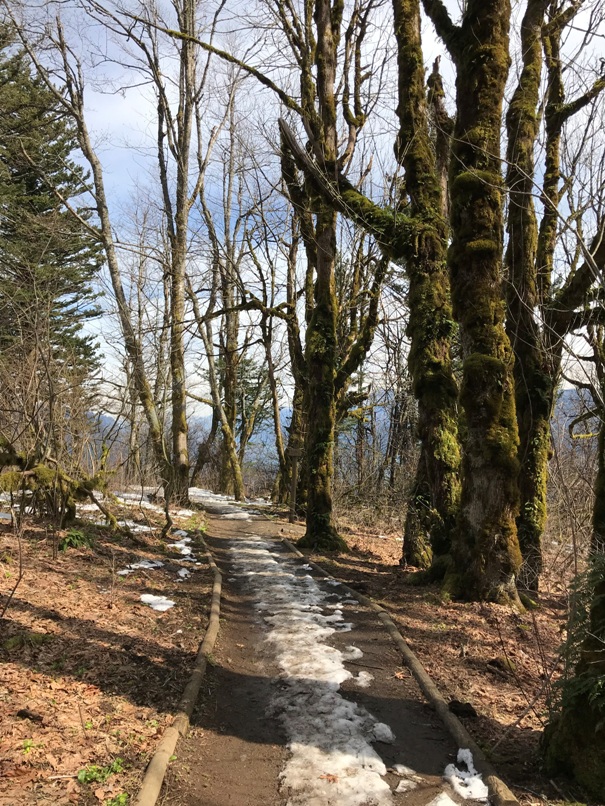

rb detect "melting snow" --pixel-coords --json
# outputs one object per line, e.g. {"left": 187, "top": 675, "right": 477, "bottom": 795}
{"left": 177, "top": 568, "right": 191, "bottom": 580}
{"left": 394, "top": 779, "right": 418, "bottom": 793}
{"left": 230, "top": 537, "right": 394, "bottom": 806}
{"left": 140, "top": 594, "right": 175, "bottom": 612}
{"left": 354, "top": 671, "right": 374, "bottom": 688}
{"left": 170, "top": 537, "right": 192, "bottom": 556}
{"left": 118, "top": 520, "right": 154, "bottom": 533}
{"left": 117, "top": 559, "right": 164, "bottom": 576}
{"left": 444, "top": 749, "right": 489, "bottom": 801}
{"left": 427, "top": 794, "right": 459, "bottom": 806}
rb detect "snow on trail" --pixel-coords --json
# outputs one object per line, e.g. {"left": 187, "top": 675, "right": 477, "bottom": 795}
{"left": 230, "top": 535, "right": 394, "bottom": 806}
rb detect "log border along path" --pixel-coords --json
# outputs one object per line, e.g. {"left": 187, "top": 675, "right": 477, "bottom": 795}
{"left": 135, "top": 489, "right": 519, "bottom": 806}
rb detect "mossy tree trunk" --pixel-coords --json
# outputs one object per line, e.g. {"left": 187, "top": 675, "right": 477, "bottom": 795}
{"left": 299, "top": 202, "right": 346, "bottom": 550}
{"left": 506, "top": 1, "right": 605, "bottom": 588}
{"left": 296, "top": 0, "right": 347, "bottom": 552}
{"left": 392, "top": 0, "right": 460, "bottom": 569}
{"left": 543, "top": 560, "right": 605, "bottom": 800}
{"left": 593, "top": 421, "right": 605, "bottom": 554}
{"left": 504, "top": 0, "right": 550, "bottom": 593}
{"left": 279, "top": 30, "right": 461, "bottom": 568}
{"left": 423, "top": 0, "right": 523, "bottom": 604}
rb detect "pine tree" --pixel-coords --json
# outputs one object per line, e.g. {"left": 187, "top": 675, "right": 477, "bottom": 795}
{"left": 0, "top": 29, "right": 101, "bottom": 379}
{"left": 0, "top": 28, "right": 102, "bottom": 469}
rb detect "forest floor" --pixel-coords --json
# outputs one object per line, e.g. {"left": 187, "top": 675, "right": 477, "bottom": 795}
{"left": 0, "top": 493, "right": 588, "bottom": 806}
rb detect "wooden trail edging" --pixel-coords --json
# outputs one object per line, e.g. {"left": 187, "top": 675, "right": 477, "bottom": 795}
{"left": 134, "top": 536, "right": 222, "bottom": 806}
{"left": 281, "top": 538, "right": 519, "bottom": 806}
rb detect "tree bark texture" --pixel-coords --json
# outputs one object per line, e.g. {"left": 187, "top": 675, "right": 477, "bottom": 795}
{"left": 393, "top": 0, "right": 460, "bottom": 569}
{"left": 505, "top": 0, "right": 550, "bottom": 592}
{"left": 428, "top": 0, "right": 523, "bottom": 603}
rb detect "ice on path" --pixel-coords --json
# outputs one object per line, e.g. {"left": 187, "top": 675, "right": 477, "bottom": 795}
{"left": 444, "top": 748, "right": 489, "bottom": 801}
{"left": 230, "top": 537, "right": 394, "bottom": 806}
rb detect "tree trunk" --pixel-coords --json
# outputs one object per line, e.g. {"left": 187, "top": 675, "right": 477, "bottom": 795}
{"left": 592, "top": 423, "right": 605, "bottom": 554}
{"left": 504, "top": 0, "right": 550, "bottom": 593}
{"left": 298, "top": 200, "right": 347, "bottom": 551}
{"left": 426, "top": 0, "right": 523, "bottom": 604}
{"left": 393, "top": 0, "right": 460, "bottom": 570}
{"left": 542, "top": 561, "right": 605, "bottom": 800}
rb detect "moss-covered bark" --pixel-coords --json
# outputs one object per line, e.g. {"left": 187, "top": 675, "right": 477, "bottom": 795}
{"left": 295, "top": 0, "right": 347, "bottom": 552}
{"left": 593, "top": 423, "right": 605, "bottom": 554}
{"left": 543, "top": 564, "right": 605, "bottom": 799}
{"left": 424, "top": 0, "right": 523, "bottom": 604}
{"left": 392, "top": 0, "right": 460, "bottom": 571}
{"left": 504, "top": 0, "right": 550, "bottom": 592}
{"left": 298, "top": 203, "right": 347, "bottom": 552}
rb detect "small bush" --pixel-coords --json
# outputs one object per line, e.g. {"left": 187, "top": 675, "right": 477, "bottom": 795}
{"left": 59, "top": 529, "right": 92, "bottom": 552}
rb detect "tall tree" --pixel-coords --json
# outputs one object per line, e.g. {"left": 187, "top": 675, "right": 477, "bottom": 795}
{"left": 0, "top": 32, "right": 102, "bottom": 470}
{"left": 422, "top": 0, "right": 523, "bottom": 604}
{"left": 505, "top": 0, "right": 605, "bottom": 591}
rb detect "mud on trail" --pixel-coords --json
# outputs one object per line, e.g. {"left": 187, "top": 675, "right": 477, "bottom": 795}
{"left": 164, "top": 505, "right": 486, "bottom": 806}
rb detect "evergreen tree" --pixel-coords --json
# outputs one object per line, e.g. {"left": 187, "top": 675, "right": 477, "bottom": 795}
{"left": 0, "top": 29, "right": 101, "bottom": 379}
{"left": 0, "top": 27, "right": 102, "bottom": 467}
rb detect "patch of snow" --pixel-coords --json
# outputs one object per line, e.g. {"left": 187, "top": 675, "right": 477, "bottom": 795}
{"left": 372, "top": 723, "right": 395, "bottom": 744}
{"left": 172, "top": 529, "right": 188, "bottom": 537}
{"left": 117, "top": 559, "right": 164, "bottom": 576}
{"left": 342, "top": 646, "right": 364, "bottom": 661}
{"left": 392, "top": 764, "right": 415, "bottom": 776}
{"left": 140, "top": 594, "right": 175, "bottom": 612}
{"left": 174, "top": 508, "right": 195, "bottom": 517}
{"left": 394, "top": 779, "right": 418, "bottom": 793}
{"left": 230, "top": 537, "right": 395, "bottom": 806}
{"left": 177, "top": 568, "right": 191, "bottom": 580}
{"left": 170, "top": 538, "right": 192, "bottom": 556}
{"left": 427, "top": 794, "right": 458, "bottom": 806}
{"left": 118, "top": 520, "right": 154, "bottom": 533}
{"left": 0, "top": 512, "right": 12, "bottom": 522}
{"left": 444, "top": 749, "right": 489, "bottom": 801}
{"left": 353, "top": 671, "right": 374, "bottom": 688}
{"left": 222, "top": 512, "right": 253, "bottom": 520}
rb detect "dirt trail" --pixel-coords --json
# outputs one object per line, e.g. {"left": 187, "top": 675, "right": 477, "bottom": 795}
{"left": 163, "top": 508, "right": 481, "bottom": 806}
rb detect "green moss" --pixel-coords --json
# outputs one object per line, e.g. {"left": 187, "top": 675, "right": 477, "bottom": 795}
{"left": 466, "top": 239, "right": 499, "bottom": 254}
{"left": 543, "top": 704, "right": 605, "bottom": 800}
{"left": 32, "top": 464, "right": 57, "bottom": 488}
{"left": 0, "top": 471, "right": 22, "bottom": 493}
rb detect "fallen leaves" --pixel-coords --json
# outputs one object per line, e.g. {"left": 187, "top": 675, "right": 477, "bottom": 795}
{"left": 0, "top": 508, "right": 213, "bottom": 805}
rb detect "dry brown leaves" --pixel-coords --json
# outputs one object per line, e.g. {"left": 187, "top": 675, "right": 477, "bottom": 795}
{"left": 0, "top": 507, "right": 213, "bottom": 805}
